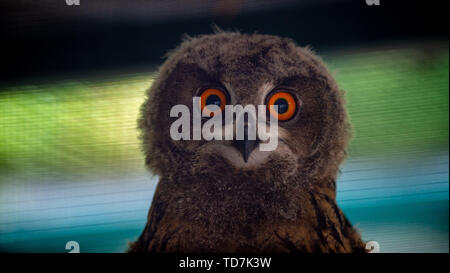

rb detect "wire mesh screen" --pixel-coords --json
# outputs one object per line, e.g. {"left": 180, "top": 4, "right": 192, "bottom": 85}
{"left": 0, "top": 42, "right": 448, "bottom": 253}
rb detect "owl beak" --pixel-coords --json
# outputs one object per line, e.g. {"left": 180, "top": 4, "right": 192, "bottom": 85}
{"left": 232, "top": 125, "right": 259, "bottom": 163}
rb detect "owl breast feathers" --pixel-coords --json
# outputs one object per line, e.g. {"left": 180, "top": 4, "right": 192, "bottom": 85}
{"left": 129, "top": 31, "right": 366, "bottom": 253}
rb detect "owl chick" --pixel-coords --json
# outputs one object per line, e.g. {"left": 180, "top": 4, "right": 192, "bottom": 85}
{"left": 129, "top": 32, "right": 365, "bottom": 253}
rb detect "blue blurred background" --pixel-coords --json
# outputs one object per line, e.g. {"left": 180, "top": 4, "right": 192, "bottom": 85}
{"left": 0, "top": 0, "right": 448, "bottom": 253}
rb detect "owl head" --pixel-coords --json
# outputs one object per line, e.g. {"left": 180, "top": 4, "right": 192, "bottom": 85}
{"left": 139, "top": 32, "right": 350, "bottom": 201}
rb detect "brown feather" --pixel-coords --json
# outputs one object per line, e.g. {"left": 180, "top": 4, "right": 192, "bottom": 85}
{"left": 129, "top": 31, "right": 365, "bottom": 253}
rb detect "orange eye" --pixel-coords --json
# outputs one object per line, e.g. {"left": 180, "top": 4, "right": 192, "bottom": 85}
{"left": 267, "top": 91, "right": 297, "bottom": 121}
{"left": 199, "top": 88, "right": 227, "bottom": 117}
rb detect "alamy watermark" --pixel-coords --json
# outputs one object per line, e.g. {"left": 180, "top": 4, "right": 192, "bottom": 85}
{"left": 65, "top": 241, "right": 80, "bottom": 253}
{"left": 170, "top": 97, "right": 279, "bottom": 151}
{"left": 365, "top": 241, "right": 380, "bottom": 253}
{"left": 65, "top": 0, "right": 80, "bottom": 6}
{"left": 365, "top": 0, "right": 380, "bottom": 6}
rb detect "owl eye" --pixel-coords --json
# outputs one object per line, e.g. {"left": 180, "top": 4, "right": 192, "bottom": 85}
{"left": 267, "top": 91, "right": 298, "bottom": 121}
{"left": 199, "top": 88, "right": 227, "bottom": 117}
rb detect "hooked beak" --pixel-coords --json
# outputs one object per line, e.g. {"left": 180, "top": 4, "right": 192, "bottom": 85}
{"left": 232, "top": 125, "right": 259, "bottom": 162}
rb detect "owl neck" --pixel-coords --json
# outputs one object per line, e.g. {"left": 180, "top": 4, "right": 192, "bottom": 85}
{"left": 135, "top": 174, "right": 365, "bottom": 253}
{"left": 157, "top": 170, "right": 338, "bottom": 229}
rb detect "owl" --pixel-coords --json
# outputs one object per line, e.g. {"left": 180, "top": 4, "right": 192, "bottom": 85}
{"left": 129, "top": 31, "right": 366, "bottom": 253}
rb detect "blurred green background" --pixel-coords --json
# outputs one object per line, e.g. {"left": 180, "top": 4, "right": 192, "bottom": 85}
{"left": 0, "top": 45, "right": 448, "bottom": 177}
{"left": 0, "top": 0, "right": 448, "bottom": 253}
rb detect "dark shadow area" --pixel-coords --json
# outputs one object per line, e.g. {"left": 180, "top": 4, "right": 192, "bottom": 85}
{"left": 0, "top": 0, "right": 447, "bottom": 84}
